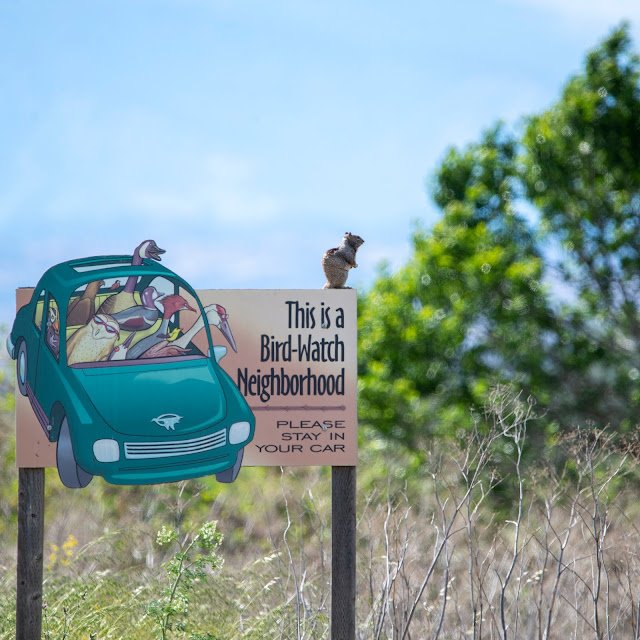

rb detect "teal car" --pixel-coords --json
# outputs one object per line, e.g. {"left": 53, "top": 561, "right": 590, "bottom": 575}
{"left": 7, "top": 253, "right": 255, "bottom": 488}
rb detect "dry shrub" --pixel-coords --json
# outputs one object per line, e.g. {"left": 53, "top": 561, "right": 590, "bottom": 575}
{"left": 3, "top": 387, "right": 640, "bottom": 639}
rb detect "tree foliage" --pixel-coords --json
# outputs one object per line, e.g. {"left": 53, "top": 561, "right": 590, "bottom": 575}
{"left": 524, "top": 24, "right": 640, "bottom": 431}
{"left": 359, "top": 24, "right": 640, "bottom": 448}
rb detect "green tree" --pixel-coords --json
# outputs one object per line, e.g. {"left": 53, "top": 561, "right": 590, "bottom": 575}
{"left": 359, "top": 24, "right": 640, "bottom": 449}
{"left": 359, "top": 128, "right": 555, "bottom": 448}
{"left": 524, "top": 23, "right": 640, "bottom": 431}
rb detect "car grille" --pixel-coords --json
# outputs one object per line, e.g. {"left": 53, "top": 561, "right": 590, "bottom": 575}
{"left": 124, "top": 430, "right": 227, "bottom": 459}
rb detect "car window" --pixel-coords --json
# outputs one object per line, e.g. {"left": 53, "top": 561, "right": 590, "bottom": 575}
{"left": 71, "top": 261, "right": 132, "bottom": 272}
{"left": 33, "top": 290, "right": 45, "bottom": 332}
{"left": 66, "top": 273, "right": 207, "bottom": 367}
{"left": 45, "top": 295, "right": 61, "bottom": 360}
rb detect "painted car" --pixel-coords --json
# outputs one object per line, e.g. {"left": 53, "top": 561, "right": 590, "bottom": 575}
{"left": 7, "top": 252, "right": 255, "bottom": 488}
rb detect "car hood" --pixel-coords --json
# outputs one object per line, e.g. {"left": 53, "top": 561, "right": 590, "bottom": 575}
{"left": 75, "top": 359, "right": 227, "bottom": 437}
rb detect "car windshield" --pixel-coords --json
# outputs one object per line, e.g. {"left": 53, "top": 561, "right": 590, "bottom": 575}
{"left": 65, "top": 273, "right": 212, "bottom": 368}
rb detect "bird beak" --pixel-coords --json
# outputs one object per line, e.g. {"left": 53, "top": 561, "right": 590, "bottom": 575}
{"left": 148, "top": 243, "right": 166, "bottom": 262}
{"left": 53, "top": 320, "right": 59, "bottom": 332}
{"left": 185, "top": 303, "right": 196, "bottom": 313}
{"left": 217, "top": 318, "right": 238, "bottom": 353}
{"left": 110, "top": 280, "right": 121, "bottom": 290}
{"left": 122, "top": 332, "right": 136, "bottom": 348}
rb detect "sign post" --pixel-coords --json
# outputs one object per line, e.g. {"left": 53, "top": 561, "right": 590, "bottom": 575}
{"left": 332, "top": 465, "right": 356, "bottom": 640}
{"left": 12, "top": 250, "right": 358, "bottom": 638}
{"left": 16, "top": 468, "right": 45, "bottom": 640}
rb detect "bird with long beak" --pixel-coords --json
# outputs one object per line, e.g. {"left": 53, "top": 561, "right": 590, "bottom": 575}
{"left": 172, "top": 303, "right": 237, "bottom": 353}
{"left": 108, "top": 332, "right": 137, "bottom": 361}
{"left": 126, "top": 294, "right": 195, "bottom": 359}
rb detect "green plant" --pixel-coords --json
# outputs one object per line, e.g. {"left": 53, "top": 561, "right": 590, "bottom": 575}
{"left": 43, "top": 602, "right": 69, "bottom": 640}
{"left": 149, "top": 522, "right": 223, "bottom": 640}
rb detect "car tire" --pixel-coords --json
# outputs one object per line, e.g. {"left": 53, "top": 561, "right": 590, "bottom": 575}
{"left": 57, "top": 416, "right": 93, "bottom": 489}
{"left": 16, "top": 341, "right": 28, "bottom": 397}
{"left": 216, "top": 448, "right": 244, "bottom": 484}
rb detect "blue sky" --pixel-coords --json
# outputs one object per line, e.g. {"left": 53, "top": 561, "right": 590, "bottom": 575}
{"left": 1, "top": 0, "right": 640, "bottom": 328}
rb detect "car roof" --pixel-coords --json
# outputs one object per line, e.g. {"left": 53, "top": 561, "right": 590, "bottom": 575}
{"left": 34, "top": 256, "right": 183, "bottom": 296}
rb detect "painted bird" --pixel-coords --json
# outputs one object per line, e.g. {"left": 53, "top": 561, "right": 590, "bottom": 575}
{"left": 97, "top": 240, "right": 165, "bottom": 316}
{"left": 126, "top": 295, "right": 195, "bottom": 360}
{"left": 67, "top": 314, "right": 120, "bottom": 365}
{"left": 165, "top": 328, "right": 181, "bottom": 341}
{"left": 67, "top": 279, "right": 104, "bottom": 327}
{"left": 138, "top": 340, "right": 190, "bottom": 359}
{"left": 108, "top": 332, "right": 137, "bottom": 361}
{"left": 138, "top": 326, "right": 185, "bottom": 358}
{"left": 110, "top": 286, "right": 163, "bottom": 332}
{"left": 172, "top": 303, "right": 237, "bottom": 352}
{"left": 45, "top": 305, "right": 60, "bottom": 356}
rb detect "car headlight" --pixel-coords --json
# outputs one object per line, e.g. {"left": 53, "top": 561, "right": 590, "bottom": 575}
{"left": 229, "top": 421, "right": 251, "bottom": 445}
{"left": 93, "top": 439, "right": 120, "bottom": 462}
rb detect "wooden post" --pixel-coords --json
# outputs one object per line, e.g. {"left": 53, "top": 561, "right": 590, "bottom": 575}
{"left": 16, "top": 467, "right": 45, "bottom": 640}
{"left": 331, "top": 465, "right": 356, "bottom": 640}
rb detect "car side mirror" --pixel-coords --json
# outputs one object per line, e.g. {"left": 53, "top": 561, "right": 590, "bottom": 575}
{"left": 209, "top": 346, "right": 227, "bottom": 363}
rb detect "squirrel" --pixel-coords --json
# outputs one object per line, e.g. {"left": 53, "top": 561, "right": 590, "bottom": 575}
{"left": 322, "top": 232, "right": 365, "bottom": 289}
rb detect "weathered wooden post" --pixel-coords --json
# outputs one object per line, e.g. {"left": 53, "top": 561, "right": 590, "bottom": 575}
{"left": 332, "top": 465, "right": 356, "bottom": 640}
{"left": 16, "top": 467, "right": 45, "bottom": 640}
{"left": 323, "top": 233, "right": 362, "bottom": 640}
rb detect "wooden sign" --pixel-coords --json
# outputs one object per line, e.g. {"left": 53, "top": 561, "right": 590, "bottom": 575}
{"left": 195, "top": 289, "right": 357, "bottom": 467}
{"left": 10, "top": 245, "right": 357, "bottom": 487}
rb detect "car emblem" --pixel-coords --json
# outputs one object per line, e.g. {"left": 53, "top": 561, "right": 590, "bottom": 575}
{"left": 151, "top": 414, "right": 183, "bottom": 431}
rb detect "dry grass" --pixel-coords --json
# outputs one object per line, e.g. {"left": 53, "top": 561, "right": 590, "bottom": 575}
{"left": 2, "top": 388, "right": 640, "bottom": 638}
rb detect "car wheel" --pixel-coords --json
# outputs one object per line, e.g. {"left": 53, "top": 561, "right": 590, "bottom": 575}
{"left": 16, "top": 341, "right": 28, "bottom": 397}
{"left": 57, "top": 416, "right": 93, "bottom": 489}
{"left": 216, "top": 448, "right": 244, "bottom": 484}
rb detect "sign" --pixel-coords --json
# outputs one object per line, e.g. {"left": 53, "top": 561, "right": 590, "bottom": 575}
{"left": 196, "top": 289, "right": 357, "bottom": 466}
{"left": 12, "top": 274, "right": 356, "bottom": 485}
